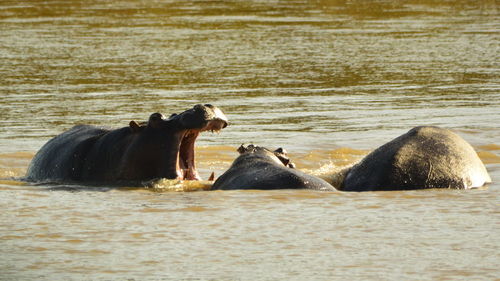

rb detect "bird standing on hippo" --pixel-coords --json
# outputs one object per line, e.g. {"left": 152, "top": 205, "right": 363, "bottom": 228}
{"left": 25, "top": 104, "right": 228, "bottom": 185}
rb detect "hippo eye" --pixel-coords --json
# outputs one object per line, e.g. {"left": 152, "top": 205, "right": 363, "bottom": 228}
{"left": 148, "top": 113, "right": 167, "bottom": 129}
{"left": 149, "top": 113, "right": 166, "bottom": 121}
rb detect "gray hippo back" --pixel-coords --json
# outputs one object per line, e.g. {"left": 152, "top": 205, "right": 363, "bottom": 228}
{"left": 341, "top": 126, "right": 491, "bottom": 191}
{"left": 212, "top": 145, "right": 336, "bottom": 191}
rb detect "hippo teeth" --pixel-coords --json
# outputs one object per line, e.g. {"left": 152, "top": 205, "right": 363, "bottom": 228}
{"left": 202, "top": 119, "right": 227, "bottom": 133}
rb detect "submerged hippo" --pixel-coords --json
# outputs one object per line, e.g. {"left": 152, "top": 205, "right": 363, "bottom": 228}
{"left": 341, "top": 126, "right": 491, "bottom": 191}
{"left": 26, "top": 104, "right": 228, "bottom": 184}
{"left": 212, "top": 144, "right": 336, "bottom": 191}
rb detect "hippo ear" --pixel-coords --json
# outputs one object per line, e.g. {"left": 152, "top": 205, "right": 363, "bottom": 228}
{"left": 129, "top": 121, "right": 141, "bottom": 132}
{"left": 273, "top": 147, "right": 292, "bottom": 167}
{"left": 237, "top": 144, "right": 247, "bottom": 154}
{"left": 277, "top": 155, "right": 290, "bottom": 166}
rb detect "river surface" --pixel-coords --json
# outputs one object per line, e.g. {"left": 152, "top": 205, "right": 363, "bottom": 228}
{"left": 1, "top": 0, "right": 499, "bottom": 280}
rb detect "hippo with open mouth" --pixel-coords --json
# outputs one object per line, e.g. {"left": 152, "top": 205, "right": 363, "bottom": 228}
{"left": 26, "top": 104, "right": 228, "bottom": 184}
{"left": 212, "top": 144, "right": 336, "bottom": 191}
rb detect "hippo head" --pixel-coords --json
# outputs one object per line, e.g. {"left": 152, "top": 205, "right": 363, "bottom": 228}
{"left": 124, "top": 104, "right": 228, "bottom": 181}
{"left": 237, "top": 144, "right": 296, "bottom": 168}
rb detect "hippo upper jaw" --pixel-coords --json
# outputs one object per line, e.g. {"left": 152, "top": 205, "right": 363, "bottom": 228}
{"left": 174, "top": 105, "right": 228, "bottom": 180}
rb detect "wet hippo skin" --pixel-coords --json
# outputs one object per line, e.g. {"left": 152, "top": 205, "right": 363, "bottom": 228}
{"left": 341, "top": 126, "right": 491, "bottom": 191}
{"left": 212, "top": 145, "right": 336, "bottom": 191}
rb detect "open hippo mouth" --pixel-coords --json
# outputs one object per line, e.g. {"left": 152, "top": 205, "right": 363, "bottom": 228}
{"left": 175, "top": 105, "right": 228, "bottom": 180}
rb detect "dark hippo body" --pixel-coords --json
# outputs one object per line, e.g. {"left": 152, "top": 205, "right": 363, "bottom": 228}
{"left": 26, "top": 104, "right": 228, "bottom": 185}
{"left": 212, "top": 145, "right": 336, "bottom": 191}
{"left": 341, "top": 126, "right": 491, "bottom": 191}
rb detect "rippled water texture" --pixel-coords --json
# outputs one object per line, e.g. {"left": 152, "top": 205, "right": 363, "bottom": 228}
{"left": 0, "top": 1, "right": 499, "bottom": 280}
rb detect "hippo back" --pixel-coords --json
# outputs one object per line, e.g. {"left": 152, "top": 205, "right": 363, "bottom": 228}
{"left": 342, "top": 126, "right": 491, "bottom": 191}
{"left": 26, "top": 125, "right": 110, "bottom": 182}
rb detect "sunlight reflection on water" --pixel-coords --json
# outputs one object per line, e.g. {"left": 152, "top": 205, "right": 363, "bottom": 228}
{"left": 0, "top": 0, "right": 499, "bottom": 280}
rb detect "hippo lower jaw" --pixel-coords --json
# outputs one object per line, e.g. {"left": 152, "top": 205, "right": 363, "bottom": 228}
{"left": 176, "top": 118, "right": 227, "bottom": 180}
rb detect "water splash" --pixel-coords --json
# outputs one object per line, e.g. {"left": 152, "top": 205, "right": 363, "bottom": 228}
{"left": 145, "top": 179, "right": 213, "bottom": 192}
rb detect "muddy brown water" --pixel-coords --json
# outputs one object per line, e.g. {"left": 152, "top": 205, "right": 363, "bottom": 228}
{"left": 1, "top": 1, "right": 499, "bottom": 280}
